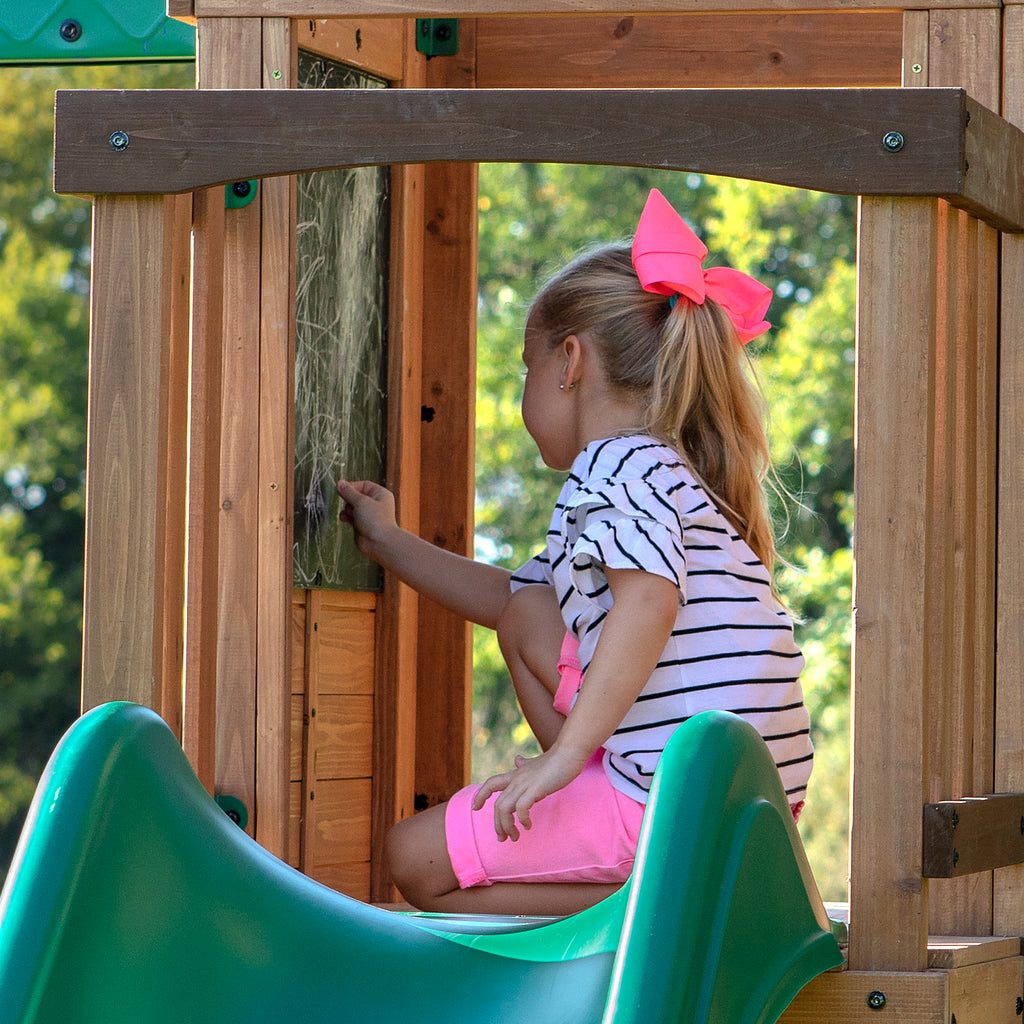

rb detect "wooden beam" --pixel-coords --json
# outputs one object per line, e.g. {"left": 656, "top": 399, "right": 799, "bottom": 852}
{"left": 475, "top": 13, "right": 903, "bottom": 90}
{"left": 192, "top": 0, "right": 1000, "bottom": 16}
{"left": 780, "top": 957, "right": 1024, "bottom": 1024}
{"left": 924, "top": 795, "right": 1024, "bottom": 878}
{"left": 52, "top": 87, "right": 1024, "bottom": 231}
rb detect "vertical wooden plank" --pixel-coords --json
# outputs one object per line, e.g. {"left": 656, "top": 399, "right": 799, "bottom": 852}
{"left": 255, "top": 15, "right": 296, "bottom": 862}
{"left": 197, "top": 16, "right": 264, "bottom": 832}
{"left": 994, "top": 4, "right": 1024, "bottom": 937}
{"left": 921, "top": 6, "right": 1000, "bottom": 940}
{"left": 159, "top": 191, "right": 194, "bottom": 740}
{"left": 183, "top": 185, "right": 225, "bottom": 793}
{"left": 81, "top": 197, "right": 173, "bottom": 713}
{"left": 849, "top": 197, "right": 937, "bottom": 973}
{"left": 415, "top": 18, "right": 478, "bottom": 808}
{"left": 369, "top": 20, "right": 427, "bottom": 902}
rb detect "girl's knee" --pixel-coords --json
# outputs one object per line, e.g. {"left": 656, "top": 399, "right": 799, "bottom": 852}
{"left": 385, "top": 804, "right": 457, "bottom": 909}
{"left": 497, "top": 585, "right": 563, "bottom": 664}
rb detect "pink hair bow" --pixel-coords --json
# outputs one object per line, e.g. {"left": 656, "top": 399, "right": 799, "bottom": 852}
{"left": 631, "top": 189, "right": 772, "bottom": 345}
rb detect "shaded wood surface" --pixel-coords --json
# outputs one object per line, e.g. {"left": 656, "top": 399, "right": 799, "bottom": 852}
{"left": 54, "top": 86, "right": 1024, "bottom": 229}
{"left": 474, "top": 13, "right": 903, "bottom": 89}
{"left": 924, "top": 795, "right": 1024, "bottom": 878}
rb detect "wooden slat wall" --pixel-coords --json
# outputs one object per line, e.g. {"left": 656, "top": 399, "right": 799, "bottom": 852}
{"left": 298, "top": 591, "right": 376, "bottom": 895}
{"left": 475, "top": 13, "right": 903, "bottom": 89}
{"left": 995, "top": 3, "right": 1024, "bottom": 938}
{"left": 81, "top": 195, "right": 178, "bottom": 713}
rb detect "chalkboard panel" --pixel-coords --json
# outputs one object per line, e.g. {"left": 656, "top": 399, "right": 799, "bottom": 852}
{"left": 293, "top": 53, "right": 389, "bottom": 591}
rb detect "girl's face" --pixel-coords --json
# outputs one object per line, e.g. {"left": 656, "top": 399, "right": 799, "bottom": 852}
{"left": 520, "top": 319, "right": 578, "bottom": 471}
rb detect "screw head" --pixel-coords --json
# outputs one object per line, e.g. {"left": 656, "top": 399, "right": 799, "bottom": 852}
{"left": 108, "top": 131, "right": 130, "bottom": 152}
{"left": 59, "top": 19, "right": 82, "bottom": 42}
{"left": 882, "top": 131, "right": 905, "bottom": 153}
{"left": 867, "top": 990, "right": 887, "bottom": 1010}
{"left": 912, "top": 63, "right": 923, "bottom": 74}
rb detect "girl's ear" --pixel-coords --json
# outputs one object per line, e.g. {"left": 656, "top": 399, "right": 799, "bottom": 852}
{"left": 561, "top": 333, "right": 584, "bottom": 389}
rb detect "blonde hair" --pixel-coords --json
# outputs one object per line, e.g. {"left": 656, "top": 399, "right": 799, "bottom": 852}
{"left": 528, "top": 244, "right": 779, "bottom": 574}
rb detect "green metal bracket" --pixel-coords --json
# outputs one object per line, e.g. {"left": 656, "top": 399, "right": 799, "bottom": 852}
{"left": 225, "top": 180, "right": 258, "bottom": 209}
{"left": 415, "top": 18, "right": 459, "bottom": 58}
{"left": 214, "top": 793, "right": 248, "bottom": 829}
{"left": 0, "top": 0, "right": 195, "bottom": 65}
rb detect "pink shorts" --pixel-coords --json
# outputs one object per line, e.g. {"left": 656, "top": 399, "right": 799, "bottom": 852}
{"left": 445, "top": 750, "right": 646, "bottom": 888}
{"left": 447, "top": 632, "right": 644, "bottom": 888}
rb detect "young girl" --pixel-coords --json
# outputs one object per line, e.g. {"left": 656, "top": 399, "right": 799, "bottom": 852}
{"left": 337, "top": 188, "right": 812, "bottom": 917}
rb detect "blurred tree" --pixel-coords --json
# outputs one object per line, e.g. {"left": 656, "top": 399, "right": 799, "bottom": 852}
{"left": 0, "top": 62, "right": 193, "bottom": 875}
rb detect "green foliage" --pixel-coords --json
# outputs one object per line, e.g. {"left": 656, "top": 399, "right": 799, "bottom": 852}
{"left": 0, "top": 61, "right": 193, "bottom": 875}
{"left": 473, "top": 163, "right": 855, "bottom": 901}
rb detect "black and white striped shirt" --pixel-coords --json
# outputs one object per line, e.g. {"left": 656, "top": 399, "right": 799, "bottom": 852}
{"left": 511, "top": 435, "right": 813, "bottom": 805}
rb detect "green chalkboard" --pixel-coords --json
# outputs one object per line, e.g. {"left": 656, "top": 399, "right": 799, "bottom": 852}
{"left": 293, "top": 53, "right": 390, "bottom": 592}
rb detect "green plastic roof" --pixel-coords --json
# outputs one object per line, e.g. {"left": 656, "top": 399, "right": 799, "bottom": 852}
{"left": 0, "top": 0, "right": 194, "bottom": 64}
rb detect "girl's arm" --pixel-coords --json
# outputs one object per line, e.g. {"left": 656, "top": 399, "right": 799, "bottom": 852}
{"left": 473, "top": 566, "right": 679, "bottom": 840}
{"left": 337, "top": 479, "right": 513, "bottom": 630}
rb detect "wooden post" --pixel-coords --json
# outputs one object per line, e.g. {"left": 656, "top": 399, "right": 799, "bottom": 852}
{"left": 253, "top": 14, "right": 297, "bottom": 864}
{"left": 849, "top": 196, "right": 937, "bottom": 972}
{"left": 183, "top": 184, "right": 225, "bottom": 792}
{"left": 414, "top": 19, "right": 478, "bottom": 812}
{"left": 197, "top": 16, "right": 265, "bottom": 835}
{"left": 369, "top": 19, "right": 428, "bottom": 902}
{"left": 81, "top": 196, "right": 177, "bottom": 713}
{"left": 994, "top": 2, "right": 1024, "bottom": 937}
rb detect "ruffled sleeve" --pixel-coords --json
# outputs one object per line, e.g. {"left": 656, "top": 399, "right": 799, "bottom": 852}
{"left": 562, "top": 478, "right": 687, "bottom": 604}
{"left": 510, "top": 549, "right": 553, "bottom": 592}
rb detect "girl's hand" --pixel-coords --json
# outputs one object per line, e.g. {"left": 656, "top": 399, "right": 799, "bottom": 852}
{"left": 471, "top": 744, "right": 591, "bottom": 842}
{"left": 336, "top": 479, "right": 398, "bottom": 562}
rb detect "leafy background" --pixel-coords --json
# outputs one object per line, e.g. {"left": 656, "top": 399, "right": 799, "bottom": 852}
{"left": 0, "top": 68, "right": 853, "bottom": 901}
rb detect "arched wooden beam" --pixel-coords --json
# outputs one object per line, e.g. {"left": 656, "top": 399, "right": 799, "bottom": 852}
{"left": 54, "top": 86, "right": 1024, "bottom": 231}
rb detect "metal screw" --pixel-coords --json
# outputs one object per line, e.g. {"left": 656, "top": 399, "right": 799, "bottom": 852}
{"left": 882, "top": 131, "right": 905, "bottom": 153}
{"left": 59, "top": 19, "right": 82, "bottom": 42}
{"left": 912, "top": 63, "right": 923, "bottom": 74}
{"left": 109, "top": 131, "right": 130, "bottom": 152}
{"left": 867, "top": 991, "right": 887, "bottom": 1010}
{"left": 271, "top": 69, "right": 282, "bottom": 80}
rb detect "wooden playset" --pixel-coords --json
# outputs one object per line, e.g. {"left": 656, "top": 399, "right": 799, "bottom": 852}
{"left": 44, "top": 0, "right": 1024, "bottom": 1018}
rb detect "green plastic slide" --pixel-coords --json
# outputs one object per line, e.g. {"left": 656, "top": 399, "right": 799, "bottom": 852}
{"left": 0, "top": 703, "right": 842, "bottom": 1023}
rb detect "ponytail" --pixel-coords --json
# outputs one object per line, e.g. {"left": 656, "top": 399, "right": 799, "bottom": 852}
{"left": 529, "top": 244, "right": 780, "bottom": 574}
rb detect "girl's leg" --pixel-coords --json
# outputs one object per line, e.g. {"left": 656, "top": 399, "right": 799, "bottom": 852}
{"left": 385, "top": 804, "right": 620, "bottom": 915}
{"left": 497, "top": 586, "right": 567, "bottom": 750}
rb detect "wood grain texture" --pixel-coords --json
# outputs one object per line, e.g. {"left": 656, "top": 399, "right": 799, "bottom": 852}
{"left": 995, "top": 3, "right": 1024, "bottom": 938}
{"left": 475, "top": 13, "right": 903, "bottom": 89}
{"left": 849, "top": 197, "right": 938, "bottom": 972}
{"left": 81, "top": 196, "right": 173, "bottom": 712}
{"left": 254, "top": 14, "right": 296, "bottom": 864}
{"left": 55, "top": 86, "right": 1024, "bottom": 230}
